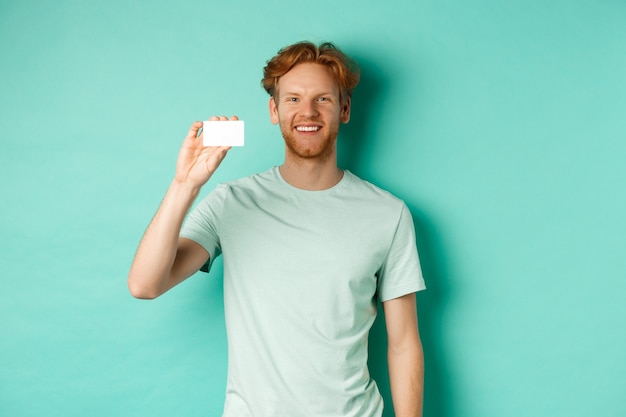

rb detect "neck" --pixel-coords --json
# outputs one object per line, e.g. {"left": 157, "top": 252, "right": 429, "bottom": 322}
{"left": 279, "top": 155, "right": 343, "bottom": 191}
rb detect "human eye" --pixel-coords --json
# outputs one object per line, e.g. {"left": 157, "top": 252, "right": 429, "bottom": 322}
{"left": 285, "top": 97, "right": 299, "bottom": 103}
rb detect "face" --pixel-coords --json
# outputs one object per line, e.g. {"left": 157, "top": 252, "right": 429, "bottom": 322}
{"left": 269, "top": 63, "right": 351, "bottom": 162}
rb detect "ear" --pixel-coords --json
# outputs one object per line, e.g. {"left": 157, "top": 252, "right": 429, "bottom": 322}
{"left": 269, "top": 97, "right": 279, "bottom": 125}
{"left": 340, "top": 97, "right": 351, "bottom": 124}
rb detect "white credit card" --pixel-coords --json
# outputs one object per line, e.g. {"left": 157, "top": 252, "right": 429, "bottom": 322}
{"left": 202, "top": 120, "right": 245, "bottom": 146}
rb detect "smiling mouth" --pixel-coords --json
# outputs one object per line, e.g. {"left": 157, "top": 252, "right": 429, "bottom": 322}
{"left": 295, "top": 125, "right": 321, "bottom": 132}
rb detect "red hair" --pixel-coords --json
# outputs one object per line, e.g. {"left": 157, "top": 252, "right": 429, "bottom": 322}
{"left": 262, "top": 41, "right": 360, "bottom": 105}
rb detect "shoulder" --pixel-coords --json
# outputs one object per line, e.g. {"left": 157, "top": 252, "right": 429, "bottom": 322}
{"left": 343, "top": 171, "right": 406, "bottom": 209}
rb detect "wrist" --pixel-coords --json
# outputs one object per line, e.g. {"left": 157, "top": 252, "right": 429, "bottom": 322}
{"left": 169, "top": 178, "right": 202, "bottom": 200}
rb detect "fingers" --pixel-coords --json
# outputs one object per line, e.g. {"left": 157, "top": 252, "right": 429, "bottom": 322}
{"left": 200, "top": 145, "right": 231, "bottom": 155}
{"left": 208, "top": 115, "right": 239, "bottom": 121}
{"left": 186, "top": 121, "right": 204, "bottom": 140}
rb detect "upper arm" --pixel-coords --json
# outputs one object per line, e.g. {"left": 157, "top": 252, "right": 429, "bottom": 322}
{"left": 383, "top": 292, "right": 421, "bottom": 352}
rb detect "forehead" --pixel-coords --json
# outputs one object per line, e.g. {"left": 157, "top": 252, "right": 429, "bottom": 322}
{"left": 277, "top": 63, "right": 339, "bottom": 95}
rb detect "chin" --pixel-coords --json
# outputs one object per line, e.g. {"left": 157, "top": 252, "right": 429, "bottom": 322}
{"left": 281, "top": 129, "right": 338, "bottom": 161}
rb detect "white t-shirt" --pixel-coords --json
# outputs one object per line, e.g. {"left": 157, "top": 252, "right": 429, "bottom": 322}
{"left": 181, "top": 167, "right": 425, "bottom": 417}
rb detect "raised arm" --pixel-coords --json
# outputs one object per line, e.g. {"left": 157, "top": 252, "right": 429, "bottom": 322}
{"left": 127, "top": 116, "right": 235, "bottom": 299}
{"left": 383, "top": 292, "right": 424, "bottom": 417}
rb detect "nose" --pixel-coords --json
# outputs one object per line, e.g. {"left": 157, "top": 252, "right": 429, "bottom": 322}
{"left": 299, "top": 100, "right": 319, "bottom": 118}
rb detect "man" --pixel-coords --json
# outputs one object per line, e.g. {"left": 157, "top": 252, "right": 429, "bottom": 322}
{"left": 128, "top": 41, "right": 426, "bottom": 417}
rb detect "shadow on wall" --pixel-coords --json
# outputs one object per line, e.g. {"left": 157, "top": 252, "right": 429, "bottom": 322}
{"left": 341, "top": 53, "right": 452, "bottom": 417}
{"left": 336, "top": 50, "right": 380, "bottom": 170}
{"left": 368, "top": 205, "right": 451, "bottom": 417}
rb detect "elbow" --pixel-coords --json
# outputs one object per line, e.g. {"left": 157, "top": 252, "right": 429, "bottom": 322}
{"left": 127, "top": 275, "right": 160, "bottom": 300}
{"left": 388, "top": 334, "right": 423, "bottom": 357}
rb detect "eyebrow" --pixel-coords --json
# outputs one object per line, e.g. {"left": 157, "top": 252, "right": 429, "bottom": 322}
{"left": 281, "top": 90, "right": 336, "bottom": 97}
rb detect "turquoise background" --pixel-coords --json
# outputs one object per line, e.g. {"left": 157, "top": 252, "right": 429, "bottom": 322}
{"left": 1, "top": 0, "right": 625, "bottom": 416}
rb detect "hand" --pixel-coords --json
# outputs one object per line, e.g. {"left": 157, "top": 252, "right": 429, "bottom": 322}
{"left": 174, "top": 115, "right": 237, "bottom": 187}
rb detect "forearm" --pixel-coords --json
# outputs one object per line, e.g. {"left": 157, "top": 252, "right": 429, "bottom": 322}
{"left": 127, "top": 180, "right": 200, "bottom": 299}
{"left": 388, "top": 338, "right": 424, "bottom": 417}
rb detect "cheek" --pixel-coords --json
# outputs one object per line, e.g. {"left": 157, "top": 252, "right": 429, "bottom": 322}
{"left": 278, "top": 108, "right": 298, "bottom": 121}
{"left": 325, "top": 108, "right": 343, "bottom": 122}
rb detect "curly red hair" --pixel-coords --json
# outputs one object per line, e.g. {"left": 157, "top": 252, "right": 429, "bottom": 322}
{"left": 262, "top": 41, "right": 360, "bottom": 105}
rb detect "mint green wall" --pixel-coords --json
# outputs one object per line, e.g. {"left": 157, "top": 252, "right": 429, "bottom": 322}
{"left": 1, "top": 1, "right": 624, "bottom": 416}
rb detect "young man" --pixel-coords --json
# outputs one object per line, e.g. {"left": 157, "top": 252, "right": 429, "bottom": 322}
{"left": 128, "top": 41, "right": 426, "bottom": 417}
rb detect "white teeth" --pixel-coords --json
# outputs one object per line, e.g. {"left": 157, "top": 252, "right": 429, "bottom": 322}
{"left": 296, "top": 126, "right": 320, "bottom": 132}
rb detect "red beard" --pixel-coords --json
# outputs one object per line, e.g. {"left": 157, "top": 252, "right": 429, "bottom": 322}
{"left": 279, "top": 121, "right": 339, "bottom": 162}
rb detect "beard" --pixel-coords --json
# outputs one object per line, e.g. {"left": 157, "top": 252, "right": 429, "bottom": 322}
{"left": 279, "top": 121, "right": 340, "bottom": 162}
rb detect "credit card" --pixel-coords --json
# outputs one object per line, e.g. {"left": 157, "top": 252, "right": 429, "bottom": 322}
{"left": 202, "top": 120, "right": 245, "bottom": 146}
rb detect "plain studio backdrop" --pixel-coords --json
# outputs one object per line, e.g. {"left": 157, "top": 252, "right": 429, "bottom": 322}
{"left": 1, "top": 1, "right": 625, "bottom": 416}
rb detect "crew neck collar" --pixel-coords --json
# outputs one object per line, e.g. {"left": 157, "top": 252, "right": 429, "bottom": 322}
{"left": 273, "top": 166, "right": 350, "bottom": 194}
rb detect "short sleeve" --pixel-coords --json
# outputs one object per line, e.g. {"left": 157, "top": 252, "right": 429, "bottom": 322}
{"left": 377, "top": 203, "right": 426, "bottom": 302}
{"left": 180, "top": 184, "right": 227, "bottom": 273}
